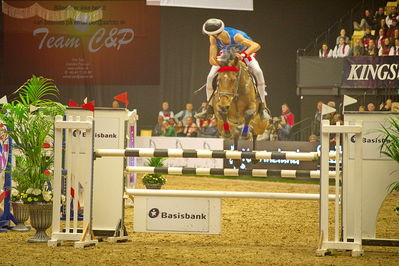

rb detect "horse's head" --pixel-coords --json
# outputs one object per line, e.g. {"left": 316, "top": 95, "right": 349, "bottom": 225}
{"left": 216, "top": 49, "right": 241, "bottom": 106}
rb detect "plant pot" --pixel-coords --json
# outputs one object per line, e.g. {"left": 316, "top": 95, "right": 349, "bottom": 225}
{"left": 145, "top": 184, "right": 163, "bottom": 190}
{"left": 27, "top": 202, "right": 52, "bottom": 243}
{"left": 11, "top": 202, "right": 30, "bottom": 232}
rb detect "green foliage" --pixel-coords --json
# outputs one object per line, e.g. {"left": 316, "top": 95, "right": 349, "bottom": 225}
{"left": 0, "top": 75, "right": 65, "bottom": 200}
{"left": 142, "top": 157, "right": 167, "bottom": 185}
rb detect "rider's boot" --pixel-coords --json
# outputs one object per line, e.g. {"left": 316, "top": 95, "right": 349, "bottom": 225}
{"left": 195, "top": 105, "right": 214, "bottom": 119}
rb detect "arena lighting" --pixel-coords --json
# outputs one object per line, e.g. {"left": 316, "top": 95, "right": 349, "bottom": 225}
{"left": 2, "top": 1, "right": 103, "bottom": 22}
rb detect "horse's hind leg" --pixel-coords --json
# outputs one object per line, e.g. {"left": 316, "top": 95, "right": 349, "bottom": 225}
{"left": 252, "top": 134, "right": 259, "bottom": 164}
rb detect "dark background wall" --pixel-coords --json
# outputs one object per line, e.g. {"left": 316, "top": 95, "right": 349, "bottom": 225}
{"left": 1, "top": 0, "right": 382, "bottom": 130}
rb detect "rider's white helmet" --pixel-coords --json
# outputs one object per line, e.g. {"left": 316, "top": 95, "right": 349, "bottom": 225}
{"left": 202, "top": 18, "right": 225, "bottom": 35}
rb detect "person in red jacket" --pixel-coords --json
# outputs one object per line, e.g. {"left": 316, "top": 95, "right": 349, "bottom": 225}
{"left": 281, "top": 104, "right": 295, "bottom": 127}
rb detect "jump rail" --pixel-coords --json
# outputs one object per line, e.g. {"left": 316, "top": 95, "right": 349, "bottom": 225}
{"left": 125, "top": 166, "right": 336, "bottom": 179}
{"left": 96, "top": 148, "right": 337, "bottom": 161}
{"left": 126, "top": 189, "right": 336, "bottom": 201}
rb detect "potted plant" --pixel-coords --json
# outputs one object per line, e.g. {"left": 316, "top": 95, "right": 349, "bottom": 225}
{"left": 142, "top": 157, "right": 167, "bottom": 189}
{"left": 380, "top": 117, "right": 399, "bottom": 214}
{"left": 0, "top": 75, "right": 65, "bottom": 242}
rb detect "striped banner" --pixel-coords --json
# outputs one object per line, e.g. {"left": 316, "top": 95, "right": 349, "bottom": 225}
{"left": 125, "top": 166, "right": 337, "bottom": 179}
{"left": 96, "top": 148, "right": 331, "bottom": 161}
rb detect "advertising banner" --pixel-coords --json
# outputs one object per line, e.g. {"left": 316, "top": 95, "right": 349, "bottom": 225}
{"left": 342, "top": 56, "right": 399, "bottom": 89}
{"left": 3, "top": 1, "right": 160, "bottom": 87}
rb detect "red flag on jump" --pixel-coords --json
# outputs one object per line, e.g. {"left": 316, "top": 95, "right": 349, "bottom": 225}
{"left": 68, "top": 99, "right": 79, "bottom": 107}
{"left": 81, "top": 100, "right": 95, "bottom": 112}
{"left": 0, "top": 190, "right": 9, "bottom": 203}
{"left": 114, "top": 92, "right": 128, "bottom": 108}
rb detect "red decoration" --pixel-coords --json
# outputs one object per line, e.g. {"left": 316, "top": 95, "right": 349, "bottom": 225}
{"left": 42, "top": 142, "right": 52, "bottom": 149}
{"left": 0, "top": 190, "right": 9, "bottom": 203}
{"left": 113, "top": 92, "right": 129, "bottom": 108}
{"left": 223, "top": 122, "right": 230, "bottom": 131}
{"left": 43, "top": 169, "right": 52, "bottom": 176}
{"left": 218, "top": 66, "right": 239, "bottom": 73}
{"left": 81, "top": 100, "right": 95, "bottom": 112}
{"left": 68, "top": 99, "right": 79, "bottom": 107}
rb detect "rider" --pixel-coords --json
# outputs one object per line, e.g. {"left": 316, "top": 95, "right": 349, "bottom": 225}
{"left": 195, "top": 18, "right": 269, "bottom": 121}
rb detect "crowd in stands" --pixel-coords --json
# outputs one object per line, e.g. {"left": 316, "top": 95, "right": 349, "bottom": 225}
{"left": 319, "top": 5, "right": 399, "bottom": 58}
{"left": 152, "top": 101, "right": 295, "bottom": 141}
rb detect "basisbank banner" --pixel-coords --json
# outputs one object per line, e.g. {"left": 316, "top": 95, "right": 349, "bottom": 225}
{"left": 342, "top": 56, "right": 399, "bottom": 88}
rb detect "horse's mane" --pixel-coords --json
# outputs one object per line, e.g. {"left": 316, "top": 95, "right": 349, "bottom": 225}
{"left": 218, "top": 48, "right": 239, "bottom": 67}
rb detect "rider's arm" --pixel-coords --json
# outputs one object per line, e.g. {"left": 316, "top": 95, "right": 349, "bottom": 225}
{"left": 209, "top": 36, "right": 220, "bottom": 66}
{"left": 234, "top": 33, "right": 261, "bottom": 56}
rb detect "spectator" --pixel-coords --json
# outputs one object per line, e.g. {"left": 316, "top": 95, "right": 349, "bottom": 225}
{"left": 367, "top": 103, "right": 376, "bottom": 111}
{"left": 386, "top": 19, "right": 399, "bottom": 37}
{"left": 158, "top": 101, "right": 174, "bottom": 121}
{"left": 392, "top": 29, "right": 399, "bottom": 43}
{"left": 336, "top": 29, "right": 350, "bottom": 45}
{"left": 275, "top": 116, "right": 291, "bottom": 141}
{"left": 352, "top": 39, "right": 364, "bottom": 56}
{"left": 325, "top": 101, "right": 336, "bottom": 123}
{"left": 175, "top": 103, "right": 196, "bottom": 126}
{"left": 354, "top": 9, "right": 374, "bottom": 30}
{"left": 376, "top": 28, "right": 386, "bottom": 49}
{"left": 379, "top": 37, "right": 391, "bottom": 56}
{"left": 389, "top": 38, "right": 399, "bottom": 55}
{"left": 333, "top": 37, "right": 350, "bottom": 58}
{"left": 358, "top": 105, "right": 366, "bottom": 112}
{"left": 152, "top": 116, "right": 164, "bottom": 136}
{"left": 332, "top": 114, "right": 343, "bottom": 125}
{"left": 386, "top": 6, "right": 399, "bottom": 28}
{"left": 379, "top": 98, "right": 393, "bottom": 111}
{"left": 176, "top": 121, "right": 186, "bottom": 137}
{"left": 365, "top": 39, "right": 378, "bottom": 56}
{"left": 376, "top": 18, "right": 388, "bottom": 35}
{"left": 161, "top": 118, "right": 176, "bottom": 136}
{"left": 112, "top": 100, "right": 120, "bottom": 108}
{"left": 362, "top": 27, "right": 375, "bottom": 48}
{"left": 309, "top": 134, "right": 318, "bottom": 142}
{"left": 374, "top": 7, "right": 386, "bottom": 27}
{"left": 183, "top": 117, "right": 198, "bottom": 137}
{"left": 281, "top": 103, "right": 295, "bottom": 126}
{"left": 199, "top": 119, "right": 218, "bottom": 138}
{"left": 319, "top": 43, "right": 332, "bottom": 58}
{"left": 392, "top": 102, "right": 399, "bottom": 112}
{"left": 312, "top": 101, "right": 323, "bottom": 136}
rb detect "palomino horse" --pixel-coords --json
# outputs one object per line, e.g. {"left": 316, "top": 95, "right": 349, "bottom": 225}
{"left": 212, "top": 50, "right": 268, "bottom": 152}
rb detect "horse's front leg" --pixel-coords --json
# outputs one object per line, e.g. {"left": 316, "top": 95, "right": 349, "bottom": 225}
{"left": 218, "top": 105, "right": 231, "bottom": 138}
{"left": 241, "top": 109, "right": 255, "bottom": 139}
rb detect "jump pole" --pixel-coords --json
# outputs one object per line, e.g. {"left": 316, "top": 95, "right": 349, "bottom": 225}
{"left": 126, "top": 188, "right": 336, "bottom": 201}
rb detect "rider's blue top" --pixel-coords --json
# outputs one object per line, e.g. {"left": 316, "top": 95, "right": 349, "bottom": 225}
{"left": 216, "top": 27, "right": 252, "bottom": 52}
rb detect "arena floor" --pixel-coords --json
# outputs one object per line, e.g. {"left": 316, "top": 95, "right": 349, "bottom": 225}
{"left": 1, "top": 175, "right": 398, "bottom": 265}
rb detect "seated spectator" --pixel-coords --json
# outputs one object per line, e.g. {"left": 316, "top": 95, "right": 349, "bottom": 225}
{"left": 175, "top": 103, "right": 196, "bottom": 126}
{"left": 379, "top": 37, "right": 391, "bottom": 56}
{"left": 176, "top": 121, "right": 186, "bottom": 137}
{"left": 161, "top": 118, "right": 176, "bottom": 136}
{"left": 309, "top": 134, "right": 318, "bottom": 142}
{"left": 379, "top": 98, "right": 393, "bottom": 111}
{"left": 386, "top": 19, "right": 399, "bottom": 37}
{"left": 281, "top": 103, "right": 295, "bottom": 126}
{"left": 376, "top": 28, "right": 386, "bottom": 49}
{"left": 377, "top": 18, "right": 388, "bottom": 35}
{"left": 365, "top": 39, "right": 378, "bottom": 56}
{"left": 333, "top": 37, "right": 350, "bottom": 58}
{"left": 389, "top": 38, "right": 399, "bottom": 55}
{"left": 367, "top": 103, "right": 376, "bottom": 111}
{"left": 275, "top": 116, "right": 291, "bottom": 141}
{"left": 392, "top": 102, "right": 399, "bottom": 112}
{"left": 352, "top": 39, "right": 364, "bottom": 56}
{"left": 332, "top": 114, "right": 343, "bottom": 125}
{"left": 152, "top": 116, "right": 164, "bottom": 136}
{"left": 358, "top": 105, "right": 366, "bottom": 112}
{"left": 183, "top": 117, "right": 198, "bottom": 137}
{"left": 325, "top": 101, "right": 336, "bottom": 123}
{"left": 354, "top": 9, "right": 374, "bottom": 30}
{"left": 319, "top": 43, "right": 332, "bottom": 58}
{"left": 362, "top": 27, "right": 375, "bottom": 48}
{"left": 386, "top": 6, "right": 399, "bottom": 28}
{"left": 392, "top": 29, "right": 399, "bottom": 44}
{"left": 374, "top": 7, "right": 386, "bottom": 27}
{"left": 336, "top": 29, "right": 350, "bottom": 45}
{"left": 158, "top": 101, "right": 174, "bottom": 121}
{"left": 199, "top": 119, "right": 218, "bottom": 138}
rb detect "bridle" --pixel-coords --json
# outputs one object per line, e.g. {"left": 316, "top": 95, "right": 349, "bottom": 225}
{"left": 216, "top": 66, "right": 242, "bottom": 100}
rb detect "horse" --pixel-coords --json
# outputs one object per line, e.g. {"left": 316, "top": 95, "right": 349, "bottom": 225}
{"left": 212, "top": 49, "right": 268, "bottom": 155}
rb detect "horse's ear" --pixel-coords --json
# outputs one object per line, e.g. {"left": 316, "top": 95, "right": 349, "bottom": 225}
{"left": 232, "top": 55, "right": 239, "bottom": 67}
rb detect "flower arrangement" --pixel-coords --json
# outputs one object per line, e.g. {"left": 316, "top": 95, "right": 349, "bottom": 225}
{"left": 142, "top": 157, "right": 167, "bottom": 186}
{"left": 12, "top": 188, "right": 53, "bottom": 203}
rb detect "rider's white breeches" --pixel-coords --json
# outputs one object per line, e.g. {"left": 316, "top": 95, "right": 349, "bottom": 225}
{"left": 206, "top": 57, "right": 266, "bottom": 105}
